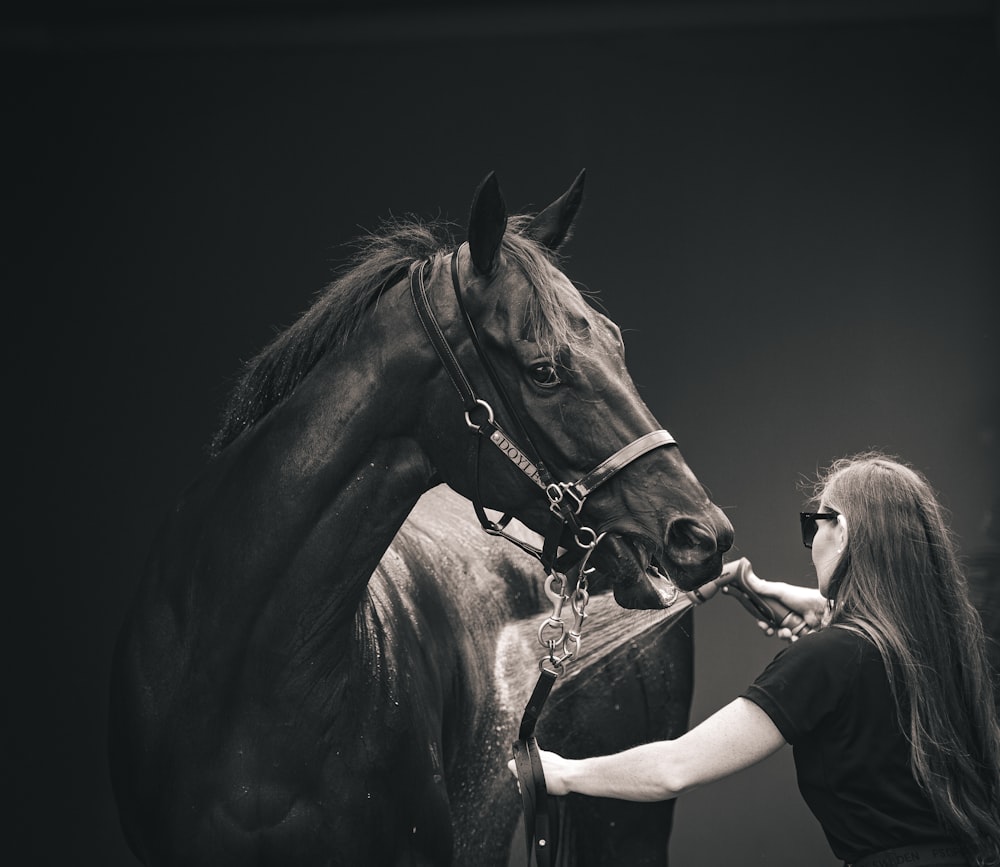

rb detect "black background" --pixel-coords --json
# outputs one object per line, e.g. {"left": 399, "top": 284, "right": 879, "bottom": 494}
{"left": 7, "top": 2, "right": 999, "bottom": 864}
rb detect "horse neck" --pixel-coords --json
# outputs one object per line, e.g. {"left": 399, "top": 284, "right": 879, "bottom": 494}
{"left": 210, "top": 290, "right": 443, "bottom": 622}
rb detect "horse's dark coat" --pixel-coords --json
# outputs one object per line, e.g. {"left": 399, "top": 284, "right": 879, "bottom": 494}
{"left": 109, "top": 174, "right": 730, "bottom": 865}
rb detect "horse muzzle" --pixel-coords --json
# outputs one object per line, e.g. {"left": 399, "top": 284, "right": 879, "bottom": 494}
{"left": 597, "top": 516, "right": 733, "bottom": 609}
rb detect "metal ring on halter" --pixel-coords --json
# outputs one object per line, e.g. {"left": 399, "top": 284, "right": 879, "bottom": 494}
{"left": 575, "top": 526, "right": 599, "bottom": 550}
{"left": 464, "top": 398, "right": 495, "bottom": 431}
{"left": 538, "top": 619, "right": 566, "bottom": 649}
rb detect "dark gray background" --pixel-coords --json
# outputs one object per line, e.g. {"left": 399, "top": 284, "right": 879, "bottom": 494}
{"left": 8, "top": 1, "right": 998, "bottom": 864}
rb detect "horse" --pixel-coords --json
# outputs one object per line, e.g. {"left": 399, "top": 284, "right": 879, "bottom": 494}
{"left": 109, "top": 171, "right": 734, "bottom": 866}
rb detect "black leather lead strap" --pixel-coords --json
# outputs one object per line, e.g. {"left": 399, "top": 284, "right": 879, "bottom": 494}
{"left": 517, "top": 668, "right": 558, "bottom": 743}
{"left": 512, "top": 669, "right": 560, "bottom": 867}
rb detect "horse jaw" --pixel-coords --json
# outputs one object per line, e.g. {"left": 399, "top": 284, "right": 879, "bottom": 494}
{"left": 598, "top": 534, "right": 722, "bottom": 610}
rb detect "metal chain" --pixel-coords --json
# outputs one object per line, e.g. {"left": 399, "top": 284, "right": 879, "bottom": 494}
{"left": 536, "top": 531, "right": 604, "bottom": 674}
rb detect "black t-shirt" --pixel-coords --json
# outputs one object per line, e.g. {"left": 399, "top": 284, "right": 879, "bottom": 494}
{"left": 743, "top": 626, "right": 948, "bottom": 862}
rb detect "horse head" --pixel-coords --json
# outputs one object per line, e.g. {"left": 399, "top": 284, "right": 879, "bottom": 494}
{"left": 415, "top": 171, "right": 734, "bottom": 607}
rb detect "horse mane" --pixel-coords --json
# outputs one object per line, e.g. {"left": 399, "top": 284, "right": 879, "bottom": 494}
{"left": 209, "top": 214, "right": 584, "bottom": 457}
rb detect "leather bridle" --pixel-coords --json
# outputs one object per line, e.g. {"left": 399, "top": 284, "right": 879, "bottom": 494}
{"left": 408, "top": 243, "right": 677, "bottom": 867}
{"left": 409, "top": 245, "right": 676, "bottom": 573}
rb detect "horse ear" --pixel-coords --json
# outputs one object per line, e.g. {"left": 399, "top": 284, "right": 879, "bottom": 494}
{"left": 467, "top": 171, "right": 508, "bottom": 277}
{"left": 524, "top": 169, "right": 586, "bottom": 251}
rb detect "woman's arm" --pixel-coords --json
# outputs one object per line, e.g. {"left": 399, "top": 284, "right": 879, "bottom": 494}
{"left": 511, "top": 697, "right": 786, "bottom": 801}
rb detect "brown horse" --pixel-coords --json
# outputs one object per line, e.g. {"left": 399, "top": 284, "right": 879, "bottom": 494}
{"left": 109, "top": 172, "right": 733, "bottom": 865}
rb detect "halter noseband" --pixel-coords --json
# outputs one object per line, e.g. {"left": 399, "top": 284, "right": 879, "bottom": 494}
{"left": 408, "top": 243, "right": 676, "bottom": 574}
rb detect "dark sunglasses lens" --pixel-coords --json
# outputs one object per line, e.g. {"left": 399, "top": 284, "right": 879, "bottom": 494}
{"left": 801, "top": 514, "right": 818, "bottom": 548}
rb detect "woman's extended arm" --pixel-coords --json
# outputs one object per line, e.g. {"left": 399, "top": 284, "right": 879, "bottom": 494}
{"left": 510, "top": 697, "right": 786, "bottom": 801}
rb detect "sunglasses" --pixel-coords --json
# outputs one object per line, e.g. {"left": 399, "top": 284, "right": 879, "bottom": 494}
{"left": 800, "top": 511, "right": 839, "bottom": 548}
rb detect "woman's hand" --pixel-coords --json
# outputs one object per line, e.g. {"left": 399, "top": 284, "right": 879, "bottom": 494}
{"left": 507, "top": 748, "right": 575, "bottom": 796}
{"left": 504, "top": 700, "right": 787, "bottom": 802}
{"left": 743, "top": 571, "right": 825, "bottom": 641}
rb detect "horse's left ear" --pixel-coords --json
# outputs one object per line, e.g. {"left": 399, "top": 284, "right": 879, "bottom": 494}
{"left": 468, "top": 171, "right": 508, "bottom": 277}
{"left": 524, "top": 169, "right": 586, "bottom": 252}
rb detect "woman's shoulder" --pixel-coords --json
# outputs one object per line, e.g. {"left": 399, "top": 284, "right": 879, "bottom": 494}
{"left": 779, "top": 623, "right": 873, "bottom": 664}
{"left": 747, "top": 623, "right": 875, "bottom": 741}
{"left": 815, "top": 623, "right": 872, "bottom": 646}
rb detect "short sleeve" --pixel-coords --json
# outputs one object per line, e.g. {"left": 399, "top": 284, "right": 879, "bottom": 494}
{"left": 742, "top": 627, "right": 865, "bottom": 745}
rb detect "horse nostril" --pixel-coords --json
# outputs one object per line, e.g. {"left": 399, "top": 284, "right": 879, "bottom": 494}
{"left": 665, "top": 519, "right": 724, "bottom": 564}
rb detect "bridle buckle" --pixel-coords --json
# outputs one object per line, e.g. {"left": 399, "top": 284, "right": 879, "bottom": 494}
{"left": 546, "top": 482, "right": 585, "bottom": 517}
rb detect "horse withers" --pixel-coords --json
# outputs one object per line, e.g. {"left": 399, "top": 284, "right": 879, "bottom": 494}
{"left": 109, "top": 172, "right": 733, "bottom": 865}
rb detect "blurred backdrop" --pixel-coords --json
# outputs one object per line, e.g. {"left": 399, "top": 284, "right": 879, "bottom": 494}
{"left": 7, "top": 1, "right": 999, "bottom": 864}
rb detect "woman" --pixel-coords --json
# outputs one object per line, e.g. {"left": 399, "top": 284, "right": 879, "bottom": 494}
{"left": 510, "top": 452, "right": 1000, "bottom": 866}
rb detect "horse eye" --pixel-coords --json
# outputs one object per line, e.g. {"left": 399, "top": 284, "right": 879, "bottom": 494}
{"left": 528, "top": 362, "right": 561, "bottom": 388}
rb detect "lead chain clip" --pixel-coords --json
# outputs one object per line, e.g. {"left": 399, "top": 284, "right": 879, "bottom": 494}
{"left": 536, "top": 531, "right": 605, "bottom": 672}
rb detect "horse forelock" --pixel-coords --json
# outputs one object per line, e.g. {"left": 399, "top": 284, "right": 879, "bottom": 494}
{"left": 499, "top": 218, "right": 593, "bottom": 366}
{"left": 209, "top": 215, "right": 593, "bottom": 457}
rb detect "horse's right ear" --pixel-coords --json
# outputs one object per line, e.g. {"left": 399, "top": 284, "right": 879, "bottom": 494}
{"left": 467, "top": 171, "right": 507, "bottom": 278}
{"left": 524, "top": 169, "right": 586, "bottom": 252}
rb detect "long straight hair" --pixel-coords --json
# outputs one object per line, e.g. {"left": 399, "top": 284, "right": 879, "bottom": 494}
{"left": 818, "top": 452, "right": 1000, "bottom": 865}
